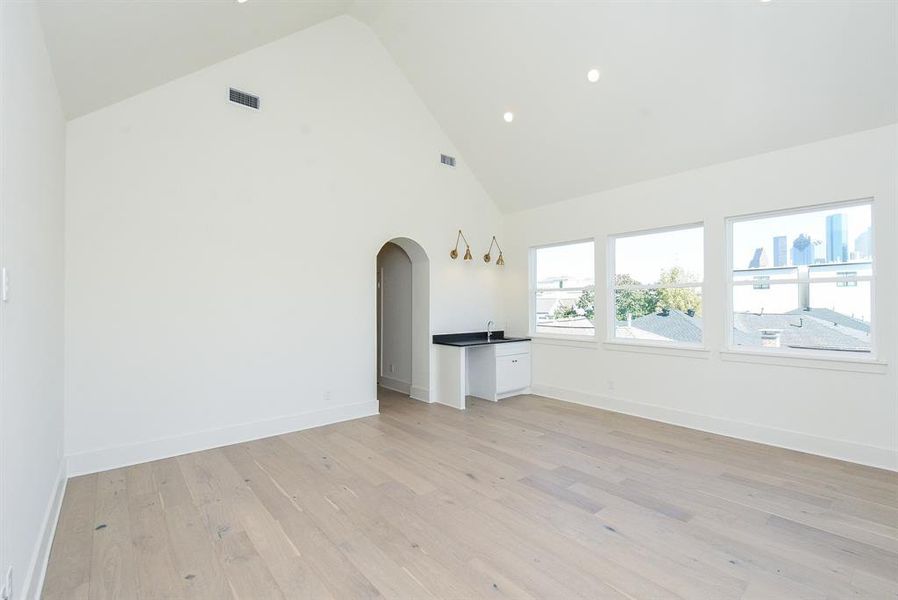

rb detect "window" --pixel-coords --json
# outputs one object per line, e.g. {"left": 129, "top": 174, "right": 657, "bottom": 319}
{"left": 531, "top": 240, "right": 595, "bottom": 337}
{"left": 609, "top": 225, "right": 704, "bottom": 346}
{"left": 728, "top": 200, "right": 873, "bottom": 356}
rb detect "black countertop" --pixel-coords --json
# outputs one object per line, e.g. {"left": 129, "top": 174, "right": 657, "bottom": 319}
{"left": 432, "top": 331, "right": 532, "bottom": 347}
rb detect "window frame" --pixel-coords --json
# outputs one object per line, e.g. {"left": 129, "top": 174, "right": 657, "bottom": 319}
{"left": 606, "top": 222, "right": 706, "bottom": 350}
{"left": 724, "top": 198, "right": 877, "bottom": 360}
{"left": 528, "top": 238, "right": 597, "bottom": 341}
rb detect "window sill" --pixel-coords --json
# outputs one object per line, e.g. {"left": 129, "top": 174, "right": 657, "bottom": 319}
{"left": 530, "top": 334, "right": 598, "bottom": 349}
{"left": 603, "top": 340, "right": 710, "bottom": 359}
{"left": 720, "top": 348, "right": 888, "bottom": 374}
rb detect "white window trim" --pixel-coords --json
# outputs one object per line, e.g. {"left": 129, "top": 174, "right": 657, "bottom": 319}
{"left": 604, "top": 339, "right": 710, "bottom": 359}
{"left": 530, "top": 334, "right": 599, "bottom": 349}
{"left": 719, "top": 348, "right": 887, "bottom": 374}
{"left": 724, "top": 197, "right": 878, "bottom": 361}
{"left": 529, "top": 238, "right": 597, "bottom": 340}
{"left": 607, "top": 222, "right": 705, "bottom": 350}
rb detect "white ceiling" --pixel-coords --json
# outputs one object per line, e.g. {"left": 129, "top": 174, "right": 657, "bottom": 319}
{"left": 38, "top": 1, "right": 897, "bottom": 212}
{"left": 38, "top": 0, "right": 350, "bottom": 119}
{"left": 354, "top": 1, "right": 898, "bottom": 211}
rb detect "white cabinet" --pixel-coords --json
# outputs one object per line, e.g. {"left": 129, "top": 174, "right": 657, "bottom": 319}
{"left": 467, "top": 342, "right": 531, "bottom": 402}
{"left": 496, "top": 353, "right": 530, "bottom": 394}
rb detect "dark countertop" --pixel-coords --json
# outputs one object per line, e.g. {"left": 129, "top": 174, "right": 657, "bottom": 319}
{"left": 432, "top": 331, "right": 531, "bottom": 347}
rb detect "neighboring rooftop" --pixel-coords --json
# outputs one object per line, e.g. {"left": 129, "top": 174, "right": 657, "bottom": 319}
{"left": 616, "top": 310, "right": 703, "bottom": 345}
{"left": 616, "top": 308, "right": 871, "bottom": 353}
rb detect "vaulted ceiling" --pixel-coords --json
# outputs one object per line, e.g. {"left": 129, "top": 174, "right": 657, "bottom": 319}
{"left": 37, "top": 0, "right": 351, "bottom": 119}
{"left": 37, "top": 1, "right": 897, "bottom": 212}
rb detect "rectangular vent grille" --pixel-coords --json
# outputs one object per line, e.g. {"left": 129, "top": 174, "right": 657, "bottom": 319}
{"left": 229, "top": 88, "right": 260, "bottom": 110}
{"left": 440, "top": 154, "right": 456, "bottom": 167}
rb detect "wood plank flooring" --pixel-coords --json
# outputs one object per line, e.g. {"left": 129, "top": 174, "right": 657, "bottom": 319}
{"left": 43, "top": 389, "right": 898, "bottom": 599}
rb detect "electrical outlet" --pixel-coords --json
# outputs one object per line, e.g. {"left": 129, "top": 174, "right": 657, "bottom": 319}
{"left": 607, "top": 380, "right": 615, "bottom": 392}
{"left": 1, "top": 267, "right": 9, "bottom": 303}
{"left": 390, "top": 364, "right": 395, "bottom": 373}
{"left": 2, "top": 565, "right": 13, "bottom": 600}
{"left": 323, "top": 390, "right": 331, "bottom": 402}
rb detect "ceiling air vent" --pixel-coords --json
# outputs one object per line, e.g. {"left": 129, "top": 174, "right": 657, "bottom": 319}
{"left": 229, "top": 88, "right": 260, "bottom": 110}
{"left": 440, "top": 154, "right": 456, "bottom": 167}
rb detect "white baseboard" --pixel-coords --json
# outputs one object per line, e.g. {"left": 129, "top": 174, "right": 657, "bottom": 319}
{"left": 66, "top": 400, "right": 378, "bottom": 477}
{"left": 379, "top": 376, "right": 411, "bottom": 395}
{"left": 24, "top": 459, "right": 68, "bottom": 600}
{"left": 531, "top": 384, "right": 897, "bottom": 472}
{"left": 410, "top": 385, "right": 430, "bottom": 403}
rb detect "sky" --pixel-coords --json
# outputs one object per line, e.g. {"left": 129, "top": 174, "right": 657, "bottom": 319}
{"left": 536, "top": 205, "right": 871, "bottom": 285}
{"left": 536, "top": 241, "right": 594, "bottom": 286}
{"left": 615, "top": 226, "right": 703, "bottom": 284}
{"left": 535, "top": 227, "right": 705, "bottom": 288}
{"left": 732, "top": 203, "right": 872, "bottom": 268}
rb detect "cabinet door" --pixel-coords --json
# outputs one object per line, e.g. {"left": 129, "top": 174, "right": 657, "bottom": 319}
{"left": 496, "top": 354, "right": 530, "bottom": 394}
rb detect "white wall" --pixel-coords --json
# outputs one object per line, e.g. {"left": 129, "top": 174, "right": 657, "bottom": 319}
{"left": 504, "top": 125, "right": 898, "bottom": 470}
{"left": 377, "top": 242, "right": 412, "bottom": 393}
{"left": 0, "top": 1, "right": 67, "bottom": 597}
{"left": 64, "top": 16, "right": 506, "bottom": 475}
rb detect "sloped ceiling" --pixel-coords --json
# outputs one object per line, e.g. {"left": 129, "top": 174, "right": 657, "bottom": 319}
{"left": 37, "top": 0, "right": 351, "bottom": 119}
{"left": 38, "top": 1, "right": 897, "bottom": 212}
{"left": 354, "top": 1, "right": 897, "bottom": 211}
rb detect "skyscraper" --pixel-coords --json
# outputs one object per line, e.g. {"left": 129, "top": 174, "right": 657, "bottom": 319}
{"left": 773, "top": 236, "right": 787, "bottom": 267}
{"left": 855, "top": 226, "right": 872, "bottom": 258}
{"left": 748, "top": 247, "right": 768, "bottom": 269}
{"left": 826, "top": 213, "right": 848, "bottom": 263}
{"left": 791, "top": 233, "right": 815, "bottom": 266}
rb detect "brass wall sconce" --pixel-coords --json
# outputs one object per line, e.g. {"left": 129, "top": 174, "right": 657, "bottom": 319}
{"left": 484, "top": 236, "right": 505, "bottom": 266}
{"left": 450, "top": 229, "right": 473, "bottom": 260}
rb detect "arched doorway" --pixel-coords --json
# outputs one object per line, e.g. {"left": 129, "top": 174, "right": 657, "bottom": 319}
{"left": 375, "top": 237, "right": 430, "bottom": 408}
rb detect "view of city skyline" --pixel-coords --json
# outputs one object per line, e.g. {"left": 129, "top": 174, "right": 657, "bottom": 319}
{"left": 733, "top": 203, "right": 873, "bottom": 328}
{"left": 532, "top": 203, "right": 874, "bottom": 350}
{"left": 737, "top": 204, "right": 872, "bottom": 270}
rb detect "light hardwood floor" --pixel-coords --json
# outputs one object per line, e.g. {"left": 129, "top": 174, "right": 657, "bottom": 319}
{"left": 43, "top": 389, "right": 898, "bottom": 599}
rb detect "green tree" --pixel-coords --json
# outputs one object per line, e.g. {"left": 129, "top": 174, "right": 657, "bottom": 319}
{"left": 656, "top": 267, "right": 702, "bottom": 316}
{"left": 552, "top": 287, "right": 595, "bottom": 321}
{"left": 613, "top": 274, "right": 658, "bottom": 321}
{"left": 575, "top": 288, "right": 595, "bottom": 320}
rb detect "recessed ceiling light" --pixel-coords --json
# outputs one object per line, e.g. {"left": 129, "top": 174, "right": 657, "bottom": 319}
{"left": 237, "top": 0, "right": 248, "bottom": 3}
{"left": 587, "top": 69, "right": 601, "bottom": 83}
{"left": 503, "top": 111, "right": 514, "bottom": 123}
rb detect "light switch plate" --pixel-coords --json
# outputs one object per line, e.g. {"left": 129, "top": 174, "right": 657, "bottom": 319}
{"left": 1, "top": 267, "right": 8, "bottom": 302}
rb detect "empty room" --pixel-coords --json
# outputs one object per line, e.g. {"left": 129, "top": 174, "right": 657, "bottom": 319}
{"left": 1, "top": 0, "right": 896, "bottom": 598}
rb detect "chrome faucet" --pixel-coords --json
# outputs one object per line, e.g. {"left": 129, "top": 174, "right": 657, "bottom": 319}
{"left": 487, "top": 320, "right": 495, "bottom": 341}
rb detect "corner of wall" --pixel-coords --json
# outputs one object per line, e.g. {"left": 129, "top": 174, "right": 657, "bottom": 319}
{"left": 22, "top": 458, "right": 67, "bottom": 600}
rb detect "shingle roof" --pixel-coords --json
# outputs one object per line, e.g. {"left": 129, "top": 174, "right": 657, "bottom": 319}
{"left": 733, "top": 312, "right": 870, "bottom": 352}
{"left": 616, "top": 310, "right": 703, "bottom": 344}
{"left": 616, "top": 308, "right": 871, "bottom": 353}
{"left": 786, "top": 307, "right": 870, "bottom": 333}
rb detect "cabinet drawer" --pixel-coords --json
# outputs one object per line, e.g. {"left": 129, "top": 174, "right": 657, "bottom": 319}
{"left": 496, "top": 354, "right": 530, "bottom": 394}
{"left": 493, "top": 342, "right": 530, "bottom": 357}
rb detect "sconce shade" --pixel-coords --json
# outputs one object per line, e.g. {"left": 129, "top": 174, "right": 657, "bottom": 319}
{"left": 484, "top": 236, "right": 505, "bottom": 266}
{"left": 450, "top": 229, "right": 472, "bottom": 261}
